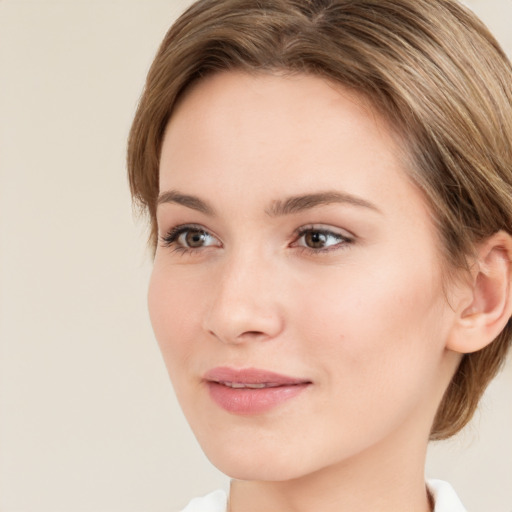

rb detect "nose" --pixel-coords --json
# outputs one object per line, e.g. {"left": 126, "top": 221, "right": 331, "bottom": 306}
{"left": 202, "top": 250, "right": 285, "bottom": 344}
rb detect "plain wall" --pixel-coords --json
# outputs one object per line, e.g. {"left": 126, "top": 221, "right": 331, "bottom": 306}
{"left": 0, "top": 0, "right": 511, "bottom": 510}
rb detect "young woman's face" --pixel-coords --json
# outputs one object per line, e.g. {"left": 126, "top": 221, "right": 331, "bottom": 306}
{"left": 149, "top": 71, "right": 460, "bottom": 481}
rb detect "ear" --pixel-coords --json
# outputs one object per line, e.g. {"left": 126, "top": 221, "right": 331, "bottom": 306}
{"left": 447, "top": 231, "right": 512, "bottom": 354}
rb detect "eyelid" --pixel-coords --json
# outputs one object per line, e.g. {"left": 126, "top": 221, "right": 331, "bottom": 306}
{"left": 159, "top": 223, "right": 221, "bottom": 249}
{"left": 292, "top": 224, "right": 355, "bottom": 240}
{"left": 290, "top": 224, "right": 355, "bottom": 252}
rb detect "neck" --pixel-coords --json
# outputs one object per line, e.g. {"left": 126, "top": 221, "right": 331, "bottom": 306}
{"left": 228, "top": 427, "right": 433, "bottom": 512}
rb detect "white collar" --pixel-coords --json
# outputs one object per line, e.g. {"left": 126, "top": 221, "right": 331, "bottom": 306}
{"left": 181, "top": 480, "right": 466, "bottom": 512}
{"left": 427, "top": 479, "right": 467, "bottom": 512}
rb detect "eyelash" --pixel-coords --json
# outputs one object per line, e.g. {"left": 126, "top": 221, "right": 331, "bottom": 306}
{"left": 160, "top": 224, "right": 219, "bottom": 254}
{"left": 159, "top": 224, "right": 354, "bottom": 255}
{"left": 292, "top": 226, "right": 354, "bottom": 254}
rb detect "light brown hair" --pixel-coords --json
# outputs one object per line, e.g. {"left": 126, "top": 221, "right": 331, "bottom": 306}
{"left": 127, "top": 0, "right": 512, "bottom": 439}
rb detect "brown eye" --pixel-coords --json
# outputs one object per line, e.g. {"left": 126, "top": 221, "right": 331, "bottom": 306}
{"left": 304, "top": 231, "right": 329, "bottom": 249}
{"left": 294, "top": 228, "right": 352, "bottom": 252}
{"left": 161, "top": 225, "right": 220, "bottom": 250}
{"left": 184, "top": 229, "right": 209, "bottom": 247}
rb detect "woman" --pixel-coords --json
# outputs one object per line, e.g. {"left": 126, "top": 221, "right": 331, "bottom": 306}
{"left": 127, "top": 0, "right": 512, "bottom": 510}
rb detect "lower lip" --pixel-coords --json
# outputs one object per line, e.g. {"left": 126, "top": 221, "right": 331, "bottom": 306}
{"left": 207, "top": 382, "right": 310, "bottom": 415}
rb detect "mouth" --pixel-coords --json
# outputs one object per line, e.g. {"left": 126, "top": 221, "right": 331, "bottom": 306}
{"left": 203, "top": 367, "right": 312, "bottom": 415}
{"left": 214, "top": 381, "right": 285, "bottom": 389}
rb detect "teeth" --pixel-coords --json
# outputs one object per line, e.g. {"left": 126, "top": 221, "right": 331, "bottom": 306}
{"left": 221, "top": 381, "right": 278, "bottom": 389}
{"left": 230, "top": 382, "right": 247, "bottom": 389}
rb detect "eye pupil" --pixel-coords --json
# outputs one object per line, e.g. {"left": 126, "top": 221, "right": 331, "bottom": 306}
{"left": 305, "top": 231, "right": 327, "bottom": 248}
{"left": 185, "top": 230, "right": 206, "bottom": 247}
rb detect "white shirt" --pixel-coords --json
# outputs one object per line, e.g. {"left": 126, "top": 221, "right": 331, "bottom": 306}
{"left": 179, "top": 489, "right": 227, "bottom": 512}
{"left": 179, "top": 480, "right": 466, "bottom": 512}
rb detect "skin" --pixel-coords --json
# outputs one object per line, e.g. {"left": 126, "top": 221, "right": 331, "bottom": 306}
{"left": 149, "top": 71, "right": 465, "bottom": 512}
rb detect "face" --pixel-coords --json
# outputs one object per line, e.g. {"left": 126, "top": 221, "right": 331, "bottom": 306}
{"left": 149, "top": 71, "right": 459, "bottom": 481}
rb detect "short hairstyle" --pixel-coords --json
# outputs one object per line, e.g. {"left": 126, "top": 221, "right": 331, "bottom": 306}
{"left": 127, "top": 0, "right": 512, "bottom": 439}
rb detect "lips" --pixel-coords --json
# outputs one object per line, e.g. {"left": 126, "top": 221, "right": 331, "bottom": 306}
{"left": 203, "top": 367, "right": 311, "bottom": 415}
{"left": 216, "top": 382, "right": 281, "bottom": 389}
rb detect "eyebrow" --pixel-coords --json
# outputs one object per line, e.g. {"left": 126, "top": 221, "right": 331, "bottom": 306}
{"left": 266, "top": 191, "right": 381, "bottom": 216}
{"left": 157, "top": 189, "right": 381, "bottom": 217}
{"left": 157, "top": 190, "right": 216, "bottom": 216}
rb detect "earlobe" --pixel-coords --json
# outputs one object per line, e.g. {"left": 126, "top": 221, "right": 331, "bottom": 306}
{"left": 447, "top": 231, "right": 512, "bottom": 354}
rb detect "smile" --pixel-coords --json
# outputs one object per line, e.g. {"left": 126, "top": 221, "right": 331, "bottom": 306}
{"left": 204, "top": 367, "right": 311, "bottom": 415}
{"left": 216, "top": 381, "right": 284, "bottom": 389}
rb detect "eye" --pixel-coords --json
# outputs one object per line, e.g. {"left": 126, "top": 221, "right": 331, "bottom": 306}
{"left": 160, "top": 225, "right": 221, "bottom": 251}
{"left": 292, "top": 227, "right": 353, "bottom": 252}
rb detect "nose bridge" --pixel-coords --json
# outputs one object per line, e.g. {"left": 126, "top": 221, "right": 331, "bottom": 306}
{"left": 203, "top": 244, "right": 284, "bottom": 343}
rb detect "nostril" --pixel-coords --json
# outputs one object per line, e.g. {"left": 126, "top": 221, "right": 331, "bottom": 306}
{"left": 204, "top": 299, "right": 284, "bottom": 344}
{"left": 236, "top": 330, "right": 271, "bottom": 341}
{"left": 208, "top": 328, "right": 270, "bottom": 344}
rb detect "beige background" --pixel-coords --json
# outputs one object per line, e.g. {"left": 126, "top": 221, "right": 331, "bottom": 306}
{"left": 0, "top": 0, "right": 511, "bottom": 510}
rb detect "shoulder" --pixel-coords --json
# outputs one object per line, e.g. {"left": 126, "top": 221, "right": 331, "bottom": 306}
{"left": 179, "top": 489, "right": 228, "bottom": 512}
{"left": 427, "top": 479, "right": 467, "bottom": 512}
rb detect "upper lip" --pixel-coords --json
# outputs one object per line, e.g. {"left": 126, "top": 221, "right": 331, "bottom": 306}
{"left": 203, "top": 367, "right": 311, "bottom": 386}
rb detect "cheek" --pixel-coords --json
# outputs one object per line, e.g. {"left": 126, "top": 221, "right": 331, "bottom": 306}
{"left": 295, "top": 254, "right": 449, "bottom": 392}
{"left": 147, "top": 266, "right": 200, "bottom": 377}
{"left": 285, "top": 260, "right": 451, "bottom": 457}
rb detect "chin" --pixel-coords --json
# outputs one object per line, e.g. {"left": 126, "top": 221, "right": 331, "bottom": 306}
{"left": 198, "top": 436, "right": 324, "bottom": 482}
{"left": 210, "top": 454, "right": 309, "bottom": 482}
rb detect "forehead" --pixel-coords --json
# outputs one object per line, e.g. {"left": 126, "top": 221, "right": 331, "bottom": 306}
{"left": 161, "top": 71, "right": 407, "bottom": 192}
{"left": 169, "top": 70, "right": 386, "bottom": 136}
